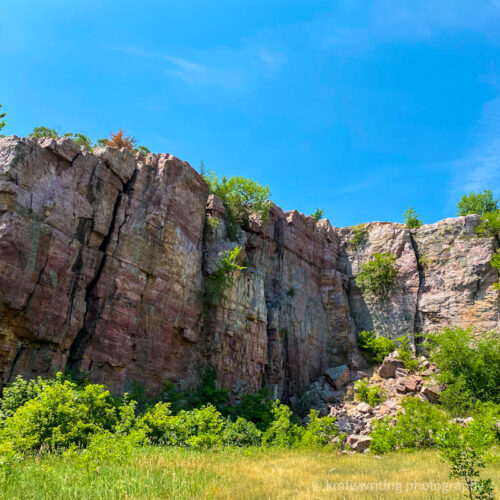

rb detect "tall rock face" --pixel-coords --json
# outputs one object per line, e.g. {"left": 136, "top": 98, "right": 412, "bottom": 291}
{"left": 0, "top": 136, "right": 498, "bottom": 397}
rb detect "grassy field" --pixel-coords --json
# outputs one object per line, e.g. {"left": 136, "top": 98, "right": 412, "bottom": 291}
{"left": 3, "top": 447, "right": 499, "bottom": 499}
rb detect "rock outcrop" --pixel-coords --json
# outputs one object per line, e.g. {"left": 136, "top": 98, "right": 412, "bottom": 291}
{"left": 0, "top": 136, "right": 498, "bottom": 398}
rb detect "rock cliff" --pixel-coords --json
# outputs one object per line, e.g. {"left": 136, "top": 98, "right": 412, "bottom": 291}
{"left": 0, "top": 136, "right": 498, "bottom": 398}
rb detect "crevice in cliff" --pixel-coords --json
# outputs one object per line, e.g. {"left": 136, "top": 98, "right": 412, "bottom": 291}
{"left": 408, "top": 231, "right": 424, "bottom": 349}
{"left": 66, "top": 168, "right": 138, "bottom": 369}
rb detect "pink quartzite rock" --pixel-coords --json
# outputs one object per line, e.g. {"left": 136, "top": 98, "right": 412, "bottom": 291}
{"left": 378, "top": 357, "right": 406, "bottom": 378}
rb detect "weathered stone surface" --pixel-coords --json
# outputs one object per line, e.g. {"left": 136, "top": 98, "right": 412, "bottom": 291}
{"left": 337, "top": 222, "right": 420, "bottom": 339}
{"left": 0, "top": 136, "right": 497, "bottom": 399}
{"left": 378, "top": 356, "right": 406, "bottom": 378}
{"left": 325, "top": 365, "right": 350, "bottom": 390}
{"left": 347, "top": 435, "right": 372, "bottom": 452}
{"left": 412, "top": 216, "right": 499, "bottom": 333}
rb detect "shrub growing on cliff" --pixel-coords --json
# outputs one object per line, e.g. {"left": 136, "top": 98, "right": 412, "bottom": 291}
{"left": 63, "top": 132, "right": 92, "bottom": 151}
{"left": 29, "top": 126, "right": 58, "bottom": 139}
{"left": 457, "top": 190, "right": 498, "bottom": 216}
{"left": 311, "top": 208, "right": 324, "bottom": 222}
{"left": 357, "top": 330, "right": 395, "bottom": 363}
{"left": 349, "top": 224, "right": 367, "bottom": 248}
{"left": 475, "top": 210, "right": 500, "bottom": 238}
{"left": 490, "top": 250, "right": 500, "bottom": 290}
{"left": 202, "top": 169, "right": 272, "bottom": 240}
{"left": 403, "top": 206, "right": 422, "bottom": 229}
{"left": 356, "top": 252, "right": 398, "bottom": 299}
{"left": 0, "top": 104, "right": 6, "bottom": 133}
{"left": 205, "top": 246, "right": 246, "bottom": 308}
{"left": 425, "top": 327, "right": 500, "bottom": 414}
{"left": 104, "top": 129, "right": 137, "bottom": 151}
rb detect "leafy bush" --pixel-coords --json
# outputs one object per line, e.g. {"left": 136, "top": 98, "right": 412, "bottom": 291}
{"left": 395, "top": 334, "right": 419, "bottom": 371}
{"left": 202, "top": 169, "right": 272, "bottom": 240}
{"left": 356, "top": 252, "right": 398, "bottom": 299}
{"left": 300, "top": 410, "right": 339, "bottom": 447}
{"left": 75, "top": 430, "right": 145, "bottom": 475}
{"left": 475, "top": 210, "right": 500, "bottom": 238}
{"left": 205, "top": 246, "right": 246, "bottom": 308}
{"left": 232, "top": 388, "right": 274, "bottom": 431}
{"left": 489, "top": 250, "right": 500, "bottom": 291}
{"left": 262, "top": 401, "right": 304, "bottom": 447}
{"left": 222, "top": 418, "right": 262, "bottom": 447}
{"left": 29, "top": 126, "right": 58, "bottom": 139}
{"left": 0, "top": 104, "right": 6, "bottom": 132}
{"left": 403, "top": 206, "right": 422, "bottom": 229}
{"left": 63, "top": 132, "right": 92, "bottom": 151}
{"left": 437, "top": 423, "right": 496, "bottom": 499}
{"left": 370, "top": 397, "right": 449, "bottom": 453}
{"left": 354, "top": 378, "right": 386, "bottom": 406}
{"left": 0, "top": 375, "right": 51, "bottom": 420}
{"left": 135, "top": 145, "right": 150, "bottom": 155}
{"left": 457, "top": 190, "right": 498, "bottom": 216}
{"left": 425, "top": 327, "right": 500, "bottom": 414}
{"left": 349, "top": 224, "right": 367, "bottom": 248}
{"left": 357, "top": 330, "right": 395, "bottom": 363}
{"left": 311, "top": 208, "right": 324, "bottom": 221}
{"left": 0, "top": 375, "right": 135, "bottom": 453}
{"left": 160, "top": 367, "right": 230, "bottom": 415}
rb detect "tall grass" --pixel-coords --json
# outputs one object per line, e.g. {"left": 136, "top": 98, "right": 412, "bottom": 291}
{"left": 3, "top": 447, "right": 499, "bottom": 499}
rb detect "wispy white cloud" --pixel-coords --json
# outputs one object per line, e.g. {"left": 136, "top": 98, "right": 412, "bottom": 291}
{"left": 448, "top": 96, "right": 500, "bottom": 203}
{"left": 111, "top": 41, "right": 287, "bottom": 89}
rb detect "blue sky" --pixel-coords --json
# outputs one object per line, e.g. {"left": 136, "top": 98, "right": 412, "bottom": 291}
{"left": 1, "top": 0, "right": 500, "bottom": 227}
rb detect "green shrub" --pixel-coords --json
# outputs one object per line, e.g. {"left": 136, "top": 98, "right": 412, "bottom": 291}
{"left": 357, "top": 330, "right": 395, "bottom": 363}
{"left": 489, "top": 250, "right": 500, "bottom": 291}
{"left": 349, "top": 224, "right": 367, "bottom": 248}
{"left": 0, "top": 104, "right": 6, "bottom": 132}
{"left": 222, "top": 417, "right": 262, "bottom": 447}
{"left": 425, "top": 328, "right": 500, "bottom": 414}
{"left": 29, "top": 126, "right": 59, "bottom": 139}
{"left": 300, "top": 409, "right": 339, "bottom": 447}
{"left": 370, "top": 397, "right": 449, "bottom": 453}
{"left": 0, "top": 375, "right": 135, "bottom": 453}
{"left": 0, "top": 375, "right": 50, "bottom": 420}
{"left": 395, "top": 334, "right": 419, "bottom": 371}
{"left": 134, "top": 145, "right": 150, "bottom": 155}
{"left": 75, "top": 430, "right": 145, "bottom": 475}
{"left": 63, "top": 132, "right": 92, "bottom": 150}
{"left": 457, "top": 190, "right": 498, "bottom": 216}
{"left": 356, "top": 252, "right": 398, "bottom": 299}
{"left": 437, "top": 423, "right": 496, "bottom": 499}
{"left": 354, "top": 378, "right": 386, "bottom": 406}
{"left": 403, "top": 206, "right": 422, "bottom": 229}
{"left": 475, "top": 210, "right": 500, "bottom": 237}
{"left": 205, "top": 247, "right": 246, "bottom": 307}
{"left": 311, "top": 208, "right": 324, "bottom": 222}
{"left": 262, "top": 401, "right": 304, "bottom": 447}
{"left": 232, "top": 388, "right": 273, "bottom": 431}
{"left": 202, "top": 169, "right": 271, "bottom": 240}
{"left": 160, "top": 367, "right": 230, "bottom": 415}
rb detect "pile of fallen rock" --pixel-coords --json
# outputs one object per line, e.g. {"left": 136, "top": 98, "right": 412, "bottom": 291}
{"left": 294, "top": 353, "right": 442, "bottom": 452}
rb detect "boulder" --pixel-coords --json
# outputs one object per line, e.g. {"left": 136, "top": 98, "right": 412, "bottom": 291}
{"left": 324, "top": 365, "right": 350, "bottom": 390}
{"left": 357, "top": 402, "right": 371, "bottom": 413}
{"left": 421, "top": 384, "right": 442, "bottom": 403}
{"left": 378, "top": 357, "right": 406, "bottom": 378}
{"left": 347, "top": 435, "right": 372, "bottom": 452}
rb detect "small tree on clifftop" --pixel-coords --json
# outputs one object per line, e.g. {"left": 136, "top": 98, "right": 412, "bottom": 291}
{"left": 457, "top": 190, "right": 498, "bottom": 216}
{"left": 0, "top": 104, "right": 6, "bottom": 133}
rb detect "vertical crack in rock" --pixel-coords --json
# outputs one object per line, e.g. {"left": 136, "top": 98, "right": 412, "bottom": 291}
{"left": 408, "top": 231, "right": 424, "bottom": 348}
{"left": 67, "top": 169, "right": 138, "bottom": 369}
